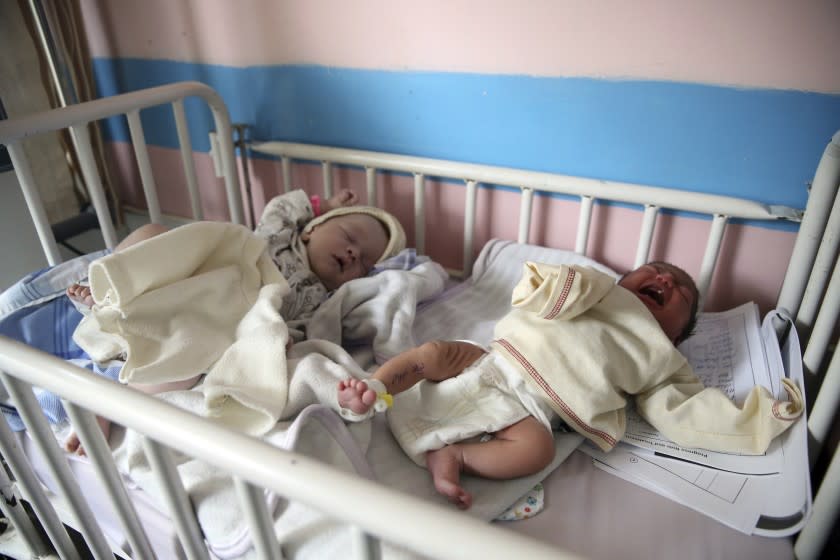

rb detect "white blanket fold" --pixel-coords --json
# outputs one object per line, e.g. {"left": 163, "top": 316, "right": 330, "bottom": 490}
{"left": 202, "top": 284, "right": 291, "bottom": 435}
{"left": 74, "top": 222, "right": 287, "bottom": 386}
{"left": 307, "top": 261, "right": 448, "bottom": 362}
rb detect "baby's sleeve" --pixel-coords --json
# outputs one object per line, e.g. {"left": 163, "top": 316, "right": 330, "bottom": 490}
{"left": 254, "top": 189, "right": 315, "bottom": 238}
{"left": 510, "top": 262, "right": 615, "bottom": 320}
{"left": 635, "top": 363, "right": 804, "bottom": 454}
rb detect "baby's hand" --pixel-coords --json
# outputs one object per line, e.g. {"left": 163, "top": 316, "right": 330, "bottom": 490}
{"left": 323, "top": 189, "right": 358, "bottom": 213}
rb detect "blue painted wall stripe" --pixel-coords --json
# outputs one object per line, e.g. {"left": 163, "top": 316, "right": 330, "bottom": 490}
{"left": 93, "top": 58, "right": 840, "bottom": 214}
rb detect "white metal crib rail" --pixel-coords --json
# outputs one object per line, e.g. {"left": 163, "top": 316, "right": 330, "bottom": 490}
{"left": 0, "top": 337, "right": 574, "bottom": 560}
{"left": 250, "top": 140, "right": 802, "bottom": 301}
{"left": 0, "top": 81, "right": 244, "bottom": 265}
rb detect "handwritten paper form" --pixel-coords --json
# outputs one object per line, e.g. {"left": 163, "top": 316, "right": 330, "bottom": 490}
{"left": 621, "top": 302, "right": 784, "bottom": 475}
{"left": 579, "top": 303, "right": 810, "bottom": 536}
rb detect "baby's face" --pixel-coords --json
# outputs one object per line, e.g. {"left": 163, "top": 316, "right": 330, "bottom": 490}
{"left": 303, "top": 214, "right": 388, "bottom": 290}
{"left": 617, "top": 262, "right": 697, "bottom": 343}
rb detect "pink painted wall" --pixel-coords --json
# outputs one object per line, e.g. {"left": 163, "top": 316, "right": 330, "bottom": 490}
{"left": 82, "top": 0, "right": 840, "bottom": 92}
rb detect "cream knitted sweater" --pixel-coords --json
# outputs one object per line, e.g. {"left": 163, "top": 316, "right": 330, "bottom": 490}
{"left": 490, "top": 262, "right": 803, "bottom": 454}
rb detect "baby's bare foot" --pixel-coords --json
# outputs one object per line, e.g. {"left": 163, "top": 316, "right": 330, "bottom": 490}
{"left": 426, "top": 446, "right": 472, "bottom": 509}
{"left": 337, "top": 378, "right": 377, "bottom": 414}
{"left": 67, "top": 284, "right": 94, "bottom": 307}
{"left": 64, "top": 416, "right": 112, "bottom": 456}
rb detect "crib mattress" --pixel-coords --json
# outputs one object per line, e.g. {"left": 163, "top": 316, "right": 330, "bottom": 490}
{"left": 499, "top": 450, "right": 793, "bottom": 560}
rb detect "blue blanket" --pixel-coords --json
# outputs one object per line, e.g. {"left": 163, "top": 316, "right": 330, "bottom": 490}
{"left": 0, "top": 250, "right": 121, "bottom": 430}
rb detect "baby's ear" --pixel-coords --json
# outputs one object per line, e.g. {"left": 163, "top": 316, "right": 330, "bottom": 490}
{"left": 301, "top": 230, "right": 311, "bottom": 243}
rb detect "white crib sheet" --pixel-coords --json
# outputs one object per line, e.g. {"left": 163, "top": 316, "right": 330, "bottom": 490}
{"left": 412, "top": 238, "right": 795, "bottom": 560}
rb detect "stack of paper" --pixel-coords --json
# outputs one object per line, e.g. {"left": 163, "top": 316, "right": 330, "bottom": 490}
{"left": 579, "top": 302, "right": 810, "bottom": 536}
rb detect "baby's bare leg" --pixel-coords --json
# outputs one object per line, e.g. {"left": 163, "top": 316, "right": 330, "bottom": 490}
{"left": 114, "top": 222, "right": 171, "bottom": 251}
{"left": 337, "top": 341, "right": 486, "bottom": 415}
{"left": 64, "top": 374, "right": 201, "bottom": 456}
{"left": 425, "top": 416, "right": 555, "bottom": 510}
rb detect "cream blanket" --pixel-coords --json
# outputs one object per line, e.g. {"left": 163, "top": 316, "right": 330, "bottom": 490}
{"left": 73, "top": 222, "right": 292, "bottom": 435}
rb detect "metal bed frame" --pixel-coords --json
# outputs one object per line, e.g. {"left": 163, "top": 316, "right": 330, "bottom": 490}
{"left": 0, "top": 81, "right": 837, "bottom": 559}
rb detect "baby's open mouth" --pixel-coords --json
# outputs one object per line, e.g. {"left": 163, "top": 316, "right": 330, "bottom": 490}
{"left": 640, "top": 285, "right": 664, "bottom": 306}
{"left": 333, "top": 255, "right": 345, "bottom": 272}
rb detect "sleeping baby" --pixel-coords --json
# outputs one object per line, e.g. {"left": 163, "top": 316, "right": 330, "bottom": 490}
{"left": 64, "top": 188, "right": 407, "bottom": 454}
{"left": 337, "top": 261, "right": 804, "bottom": 509}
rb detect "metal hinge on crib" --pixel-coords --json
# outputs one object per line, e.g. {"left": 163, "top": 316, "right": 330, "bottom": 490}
{"left": 770, "top": 205, "right": 804, "bottom": 222}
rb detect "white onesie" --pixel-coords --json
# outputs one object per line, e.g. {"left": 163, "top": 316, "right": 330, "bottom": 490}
{"left": 386, "top": 345, "right": 557, "bottom": 465}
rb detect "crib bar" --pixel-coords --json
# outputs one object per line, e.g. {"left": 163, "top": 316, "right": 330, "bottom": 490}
{"left": 126, "top": 109, "right": 163, "bottom": 225}
{"left": 414, "top": 173, "right": 426, "bottom": 254}
{"left": 696, "top": 215, "right": 728, "bottom": 305}
{"left": 5, "top": 143, "right": 63, "bottom": 265}
{"left": 70, "top": 124, "right": 119, "bottom": 249}
{"left": 233, "top": 124, "right": 256, "bottom": 228}
{"left": 778, "top": 132, "right": 840, "bottom": 323}
{"left": 518, "top": 188, "right": 534, "bottom": 244}
{"left": 794, "top": 443, "right": 840, "bottom": 560}
{"left": 63, "top": 402, "right": 157, "bottom": 559}
{"left": 233, "top": 477, "right": 283, "bottom": 559}
{"left": 575, "top": 196, "right": 594, "bottom": 255}
{"left": 208, "top": 132, "right": 223, "bottom": 177}
{"left": 633, "top": 205, "right": 659, "bottom": 268}
{"left": 797, "top": 187, "right": 840, "bottom": 333}
{"left": 0, "top": 412, "right": 72, "bottom": 558}
{"left": 323, "top": 161, "right": 334, "bottom": 198}
{"left": 808, "top": 334, "right": 840, "bottom": 466}
{"left": 0, "top": 464, "right": 53, "bottom": 557}
{"left": 366, "top": 166, "right": 378, "bottom": 206}
{"left": 250, "top": 141, "right": 786, "bottom": 220}
{"left": 282, "top": 156, "right": 292, "bottom": 193}
{"left": 0, "top": 374, "right": 113, "bottom": 559}
{"left": 463, "top": 180, "right": 478, "bottom": 277}
{"left": 803, "top": 257, "right": 840, "bottom": 384}
{"left": 141, "top": 437, "right": 209, "bottom": 560}
{"left": 172, "top": 99, "right": 204, "bottom": 221}
{"left": 0, "top": 337, "right": 575, "bottom": 559}
{"left": 206, "top": 104, "right": 244, "bottom": 225}
{"left": 351, "top": 525, "right": 381, "bottom": 560}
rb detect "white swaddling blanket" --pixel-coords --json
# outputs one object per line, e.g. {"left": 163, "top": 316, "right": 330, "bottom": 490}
{"left": 73, "top": 221, "right": 287, "bottom": 384}
{"left": 72, "top": 222, "right": 293, "bottom": 436}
